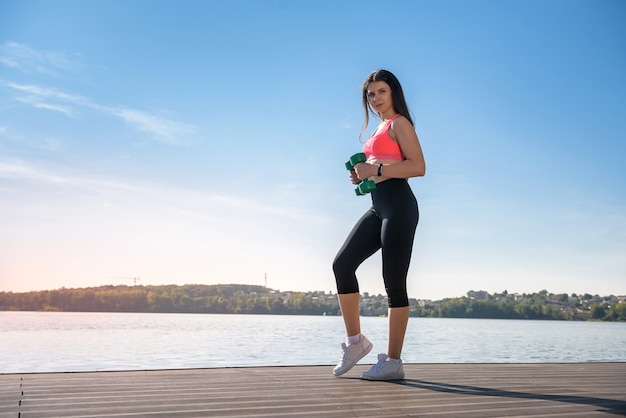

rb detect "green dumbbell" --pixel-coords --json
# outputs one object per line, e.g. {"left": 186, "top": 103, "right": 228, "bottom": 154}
{"left": 356, "top": 178, "right": 376, "bottom": 196}
{"left": 345, "top": 152, "right": 366, "bottom": 171}
{"left": 345, "top": 152, "right": 376, "bottom": 196}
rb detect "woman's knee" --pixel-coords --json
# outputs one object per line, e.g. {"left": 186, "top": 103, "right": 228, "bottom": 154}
{"left": 386, "top": 287, "right": 409, "bottom": 308}
{"left": 333, "top": 255, "right": 359, "bottom": 294}
{"left": 332, "top": 253, "right": 348, "bottom": 278}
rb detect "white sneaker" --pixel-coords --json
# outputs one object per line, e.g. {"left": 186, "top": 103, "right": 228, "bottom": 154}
{"left": 360, "top": 353, "right": 405, "bottom": 381}
{"left": 332, "top": 334, "right": 373, "bottom": 376}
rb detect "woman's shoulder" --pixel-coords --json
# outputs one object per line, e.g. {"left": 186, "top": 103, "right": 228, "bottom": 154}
{"left": 389, "top": 114, "right": 414, "bottom": 133}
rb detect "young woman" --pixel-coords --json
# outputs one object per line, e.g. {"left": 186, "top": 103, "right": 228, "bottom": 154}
{"left": 332, "top": 69, "right": 425, "bottom": 380}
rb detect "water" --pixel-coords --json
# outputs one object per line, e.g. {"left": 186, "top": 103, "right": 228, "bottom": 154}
{"left": 1, "top": 311, "right": 624, "bottom": 373}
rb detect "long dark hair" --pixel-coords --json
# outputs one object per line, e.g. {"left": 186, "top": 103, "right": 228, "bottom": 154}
{"left": 360, "top": 69, "right": 414, "bottom": 139}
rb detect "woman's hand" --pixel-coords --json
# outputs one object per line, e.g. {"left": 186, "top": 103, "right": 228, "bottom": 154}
{"left": 349, "top": 169, "right": 360, "bottom": 184}
{"left": 354, "top": 162, "right": 377, "bottom": 181}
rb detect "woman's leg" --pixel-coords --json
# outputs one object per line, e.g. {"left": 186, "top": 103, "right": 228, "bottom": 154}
{"left": 381, "top": 216, "right": 415, "bottom": 359}
{"left": 361, "top": 305, "right": 409, "bottom": 380}
{"left": 379, "top": 185, "right": 418, "bottom": 360}
{"left": 338, "top": 293, "right": 361, "bottom": 337}
{"left": 332, "top": 209, "right": 381, "bottom": 376}
{"left": 333, "top": 209, "right": 382, "bottom": 337}
{"left": 387, "top": 306, "right": 410, "bottom": 359}
{"left": 360, "top": 180, "right": 419, "bottom": 380}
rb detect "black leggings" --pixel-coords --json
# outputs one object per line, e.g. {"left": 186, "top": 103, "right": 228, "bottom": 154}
{"left": 333, "top": 178, "right": 419, "bottom": 308}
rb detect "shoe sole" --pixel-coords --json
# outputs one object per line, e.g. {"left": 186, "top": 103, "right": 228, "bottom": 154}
{"left": 332, "top": 341, "right": 373, "bottom": 377}
{"left": 360, "top": 373, "right": 405, "bottom": 381}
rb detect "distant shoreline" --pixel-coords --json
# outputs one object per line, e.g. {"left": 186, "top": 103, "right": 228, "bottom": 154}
{"left": 1, "top": 284, "right": 624, "bottom": 321}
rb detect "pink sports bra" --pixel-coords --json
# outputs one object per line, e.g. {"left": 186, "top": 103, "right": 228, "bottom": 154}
{"left": 363, "top": 114, "right": 404, "bottom": 161}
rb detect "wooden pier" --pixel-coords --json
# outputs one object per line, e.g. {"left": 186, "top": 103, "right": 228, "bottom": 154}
{"left": 1, "top": 363, "right": 625, "bottom": 417}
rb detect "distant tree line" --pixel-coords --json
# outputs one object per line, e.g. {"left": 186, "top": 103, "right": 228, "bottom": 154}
{"left": 1, "top": 285, "right": 624, "bottom": 321}
{"left": 414, "top": 297, "right": 576, "bottom": 320}
{"left": 0, "top": 284, "right": 339, "bottom": 316}
{"left": 410, "top": 290, "right": 626, "bottom": 321}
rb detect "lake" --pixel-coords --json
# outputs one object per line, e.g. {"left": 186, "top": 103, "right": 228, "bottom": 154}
{"left": 1, "top": 311, "right": 624, "bottom": 373}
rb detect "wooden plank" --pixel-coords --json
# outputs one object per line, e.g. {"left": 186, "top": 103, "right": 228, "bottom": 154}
{"left": 1, "top": 363, "right": 625, "bottom": 417}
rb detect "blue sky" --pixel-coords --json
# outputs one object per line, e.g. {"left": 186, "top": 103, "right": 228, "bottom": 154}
{"left": 1, "top": 0, "right": 624, "bottom": 300}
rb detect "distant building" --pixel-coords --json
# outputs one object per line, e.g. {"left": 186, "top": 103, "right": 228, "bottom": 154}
{"left": 472, "top": 290, "right": 488, "bottom": 300}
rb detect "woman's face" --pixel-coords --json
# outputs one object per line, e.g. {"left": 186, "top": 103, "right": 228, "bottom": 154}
{"left": 367, "top": 81, "right": 393, "bottom": 114}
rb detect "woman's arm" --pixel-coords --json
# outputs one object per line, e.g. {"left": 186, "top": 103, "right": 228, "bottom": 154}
{"left": 386, "top": 116, "right": 426, "bottom": 178}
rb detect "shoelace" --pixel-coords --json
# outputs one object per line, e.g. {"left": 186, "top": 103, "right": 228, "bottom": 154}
{"left": 337, "top": 343, "right": 349, "bottom": 361}
{"left": 370, "top": 353, "right": 388, "bottom": 371}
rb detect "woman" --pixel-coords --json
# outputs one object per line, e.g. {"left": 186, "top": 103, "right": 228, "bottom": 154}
{"left": 332, "top": 69, "right": 425, "bottom": 380}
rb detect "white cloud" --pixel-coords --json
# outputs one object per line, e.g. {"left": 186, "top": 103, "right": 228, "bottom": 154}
{"left": 14, "top": 95, "right": 75, "bottom": 116}
{"left": 0, "top": 41, "right": 76, "bottom": 76}
{"left": 0, "top": 160, "right": 141, "bottom": 193}
{"left": 0, "top": 56, "right": 19, "bottom": 69}
{"left": 1, "top": 40, "right": 198, "bottom": 145}
{"left": 5, "top": 82, "right": 197, "bottom": 144}
{"left": 7, "top": 83, "right": 91, "bottom": 105}
{"left": 0, "top": 160, "right": 66, "bottom": 184}
{"left": 0, "top": 160, "right": 326, "bottom": 223}
{"left": 110, "top": 108, "right": 197, "bottom": 145}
